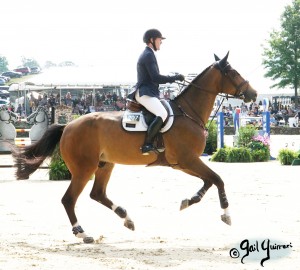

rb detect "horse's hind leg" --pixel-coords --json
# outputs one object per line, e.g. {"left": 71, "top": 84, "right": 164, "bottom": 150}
{"left": 90, "top": 162, "right": 135, "bottom": 231}
{"left": 175, "top": 157, "right": 231, "bottom": 225}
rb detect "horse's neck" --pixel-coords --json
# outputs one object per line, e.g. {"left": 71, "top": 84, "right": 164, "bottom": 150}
{"left": 183, "top": 68, "right": 222, "bottom": 124}
{"left": 179, "top": 88, "right": 217, "bottom": 125}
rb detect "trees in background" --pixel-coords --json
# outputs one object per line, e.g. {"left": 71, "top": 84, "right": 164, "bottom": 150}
{"left": 262, "top": 0, "right": 300, "bottom": 108}
{"left": 21, "top": 56, "right": 40, "bottom": 69}
{"left": 0, "top": 56, "right": 9, "bottom": 73}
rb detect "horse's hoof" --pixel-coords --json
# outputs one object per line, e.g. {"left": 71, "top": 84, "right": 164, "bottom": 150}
{"left": 124, "top": 219, "right": 135, "bottom": 231}
{"left": 221, "top": 214, "right": 231, "bottom": 226}
{"left": 83, "top": 236, "right": 94, "bottom": 243}
{"left": 180, "top": 199, "right": 190, "bottom": 211}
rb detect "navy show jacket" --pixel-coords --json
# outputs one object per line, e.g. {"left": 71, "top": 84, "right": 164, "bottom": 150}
{"left": 128, "top": 46, "right": 176, "bottom": 99}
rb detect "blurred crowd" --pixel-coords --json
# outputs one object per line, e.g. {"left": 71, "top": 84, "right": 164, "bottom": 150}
{"left": 212, "top": 100, "right": 300, "bottom": 127}
{"left": 6, "top": 91, "right": 127, "bottom": 116}
{"left": 4, "top": 91, "right": 300, "bottom": 127}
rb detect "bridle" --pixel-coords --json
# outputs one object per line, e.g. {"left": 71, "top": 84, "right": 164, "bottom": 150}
{"left": 173, "top": 61, "right": 251, "bottom": 129}
{"left": 213, "top": 61, "right": 249, "bottom": 100}
{"left": 177, "top": 62, "right": 250, "bottom": 100}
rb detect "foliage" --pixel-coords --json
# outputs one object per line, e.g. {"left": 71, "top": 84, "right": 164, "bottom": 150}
{"left": 204, "top": 120, "right": 217, "bottom": 154}
{"left": 44, "top": 61, "right": 57, "bottom": 68}
{"left": 262, "top": 0, "right": 300, "bottom": 107}
{"left": 210, "top": 147, "right": 228, "bottom": 162}
{"left": 226, "top": 147, "right": 252, "bottom": 163}
{"left": 277, "top": 149, "right": 298, "bottom": 165}
{"left": 211, "top": 133, "right": 271, "bottom": 163}
{"left": 211, "top": 147, "right": 252, "bottom": 163}
{"left": 0, "top": 55, "right": 9, "bottom": 73}
{"left": 21, "top": 56, "right": 40, "bottom": 68}
{"left": 237, "top": 126, "right": 257, "bottom": 147}
{"left": 248, "top": 134, "right": 270, "bottom": 162}
{"left": 49, "top": 146, "right": 71, "bottom": 180}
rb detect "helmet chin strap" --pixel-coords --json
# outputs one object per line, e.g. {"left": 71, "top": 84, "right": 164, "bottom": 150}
{"left": 150, "top": 39, "right": 157, "bottom": 51}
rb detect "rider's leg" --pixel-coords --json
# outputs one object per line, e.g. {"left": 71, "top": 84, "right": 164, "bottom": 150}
{"left": 141, "top": 116, "right": 163, "bottom": 154}
{"left": 135, "top": 91, "right": 167, "bottom": 155}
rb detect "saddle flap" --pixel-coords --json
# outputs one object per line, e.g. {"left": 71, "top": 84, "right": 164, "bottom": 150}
{"left": 126, "top": 99, "right": 143, "bottom": 112}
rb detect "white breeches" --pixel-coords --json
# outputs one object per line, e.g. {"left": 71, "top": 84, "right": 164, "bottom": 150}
{"left": 135, "top": 90, "right": 168, "bottom": 122}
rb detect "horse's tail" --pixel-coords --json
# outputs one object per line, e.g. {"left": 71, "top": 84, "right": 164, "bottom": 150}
{"left": 11, "top": 124, "right": 66, "bottom": 180}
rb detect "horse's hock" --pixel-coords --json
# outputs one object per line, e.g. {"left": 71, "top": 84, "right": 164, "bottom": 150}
{"left": 55, "top": 105, "right": 73, "bottom": 124}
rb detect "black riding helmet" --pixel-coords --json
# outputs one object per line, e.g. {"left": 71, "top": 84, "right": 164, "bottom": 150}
{"left": 143, "top": 29, "right": 165, "bottom": 51}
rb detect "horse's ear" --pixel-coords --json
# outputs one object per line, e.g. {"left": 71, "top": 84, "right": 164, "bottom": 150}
{"left": 214, "top": 54, "right": 220, "bottom": 61}
{"left": 219, "top": 51, "right": 230, "bottom": 68}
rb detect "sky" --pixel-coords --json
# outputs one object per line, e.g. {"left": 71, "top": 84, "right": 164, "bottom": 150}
{"left": 0, "top": 0, "right": 294, "bottom": 93}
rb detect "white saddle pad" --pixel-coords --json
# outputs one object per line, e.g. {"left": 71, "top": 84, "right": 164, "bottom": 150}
{"left": 122, "top": 101, "right": 174, "bottom": 133}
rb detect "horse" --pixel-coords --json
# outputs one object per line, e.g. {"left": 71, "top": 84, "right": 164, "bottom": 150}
{"left": 0, "top": 106, "right": 18, "bottom": 140}
{"left": 26, "top": 106, "right": 49, "bottom": 141}
{"left": 12, "top": 52, "right": 257, "bottom": 243}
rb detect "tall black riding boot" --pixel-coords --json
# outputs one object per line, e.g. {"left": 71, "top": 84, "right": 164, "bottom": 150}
{"left": 141, "top": 116, "right": 164, "bottom": 155}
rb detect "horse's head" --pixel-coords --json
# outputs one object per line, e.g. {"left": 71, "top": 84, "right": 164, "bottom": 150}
{"left": 0, "top": 107, "right": 18, "bottom": 123}
{"left": 27, "top": 109, "right": 37, "bottom": 124}
{"left": 176, "top": 52, "right": 257, "bottom": 105}
{"left": 213, "top": 52, "right": 257, "bottom": 103}
{"left": 27, "top": 106, "right": 48, "bottom": 124}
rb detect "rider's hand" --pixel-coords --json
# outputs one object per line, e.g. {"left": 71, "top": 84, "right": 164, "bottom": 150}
{"left": 175, "top": 74, "right": 185, "bottom": 82}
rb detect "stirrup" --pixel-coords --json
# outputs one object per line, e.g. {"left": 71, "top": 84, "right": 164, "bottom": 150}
{"left": 141, "top": 144, "right": 157, "bottom": 155}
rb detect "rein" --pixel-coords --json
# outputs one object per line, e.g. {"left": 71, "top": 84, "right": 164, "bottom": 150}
{"left": 172, "top": 62, "right": 250, "bottom": 130}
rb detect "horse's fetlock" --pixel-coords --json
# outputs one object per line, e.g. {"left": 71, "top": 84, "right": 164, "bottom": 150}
{"left": 115, "top": 206, "right": 127, "bottom": 218}
{"left": 219, "top": 191, "right": 229, "bottom": 209}
{"left": 191, "top": 195, "right": 201, "bottom": 203}
{"left": 72, "top": 225, "right": 84, "bottom": 235}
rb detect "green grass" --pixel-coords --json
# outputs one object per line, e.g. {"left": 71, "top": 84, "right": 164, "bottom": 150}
{"left": 5, "top": 74, "right": 37, "bottom": 85}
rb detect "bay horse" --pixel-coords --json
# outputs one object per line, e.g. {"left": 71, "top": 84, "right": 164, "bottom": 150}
{"left": 12, "top": 52, "right": 257, "bottom": 243}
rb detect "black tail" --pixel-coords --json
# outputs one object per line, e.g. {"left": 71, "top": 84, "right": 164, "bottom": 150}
{"left": 11, "top": 124, "right": 66, "bottom": 180}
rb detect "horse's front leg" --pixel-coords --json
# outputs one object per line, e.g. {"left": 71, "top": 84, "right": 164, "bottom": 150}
{"left": 174, "top": 157, "right": 231, "bottom": 226}
{"left": 62, "top": 178, "right": 95, "bottom": 244}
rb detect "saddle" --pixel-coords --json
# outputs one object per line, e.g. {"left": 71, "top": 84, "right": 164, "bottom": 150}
{"left": 122, "top": 99, "right": 174, "bottom": 133}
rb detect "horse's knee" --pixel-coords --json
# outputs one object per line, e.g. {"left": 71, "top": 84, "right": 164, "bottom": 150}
{"left": 61, "top": 194, "right": 75, "bottom": 209}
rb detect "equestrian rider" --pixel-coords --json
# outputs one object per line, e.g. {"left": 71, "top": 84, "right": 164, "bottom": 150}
{"left": 128, "top": 29, "right": 185, "bottom": 155}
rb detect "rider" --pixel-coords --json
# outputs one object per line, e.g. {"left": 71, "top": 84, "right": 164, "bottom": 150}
{"left": 128, "top": 28, "right": 185, "bottom": 155}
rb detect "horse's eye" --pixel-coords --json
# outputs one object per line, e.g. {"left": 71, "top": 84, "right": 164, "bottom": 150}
{"left": 230, "top": 70, "right": 238, "bottom": 77}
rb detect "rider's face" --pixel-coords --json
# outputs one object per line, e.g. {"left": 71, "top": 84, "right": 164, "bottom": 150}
{"left": 154, "top": 38, "right": 162, "bottom": 50}
{"left": 149, "top": 38, "right": 162, "bottom": 51}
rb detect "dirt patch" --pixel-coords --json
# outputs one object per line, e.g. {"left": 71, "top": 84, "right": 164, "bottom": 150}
{"left": 0, "top": 158, "right": 299, "bottom": 269}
